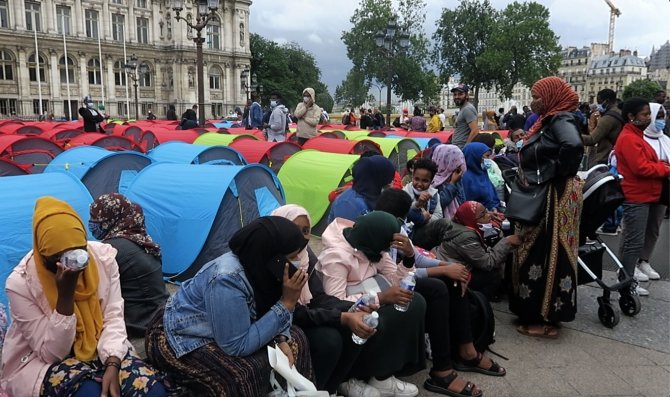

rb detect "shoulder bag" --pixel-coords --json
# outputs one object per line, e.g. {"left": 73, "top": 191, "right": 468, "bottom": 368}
{"left": 505, "top": 166, "right": 549, "bottom": 225}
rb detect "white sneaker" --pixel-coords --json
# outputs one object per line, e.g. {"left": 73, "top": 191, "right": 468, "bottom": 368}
{"left": 638, "top": 261, "right": 661, "bottom": 280}
{"left": 368, "top": 376, "right": 419, "bottom": 397}
{"left": 634, "top": 267, "right": 650, "bottom": 282}
{"left": 338, "top": 379, "right": 381, "bottom": 397}
{"left": 634, "top": 285, "right": 649, "bottom": 296}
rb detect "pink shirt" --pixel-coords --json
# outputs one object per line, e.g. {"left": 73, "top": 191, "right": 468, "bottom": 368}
{"left": 316, "top": 218, "right": 414, "bottom": 304}
{"left": 0, "top": 242, "right": 131, "bottom": 397}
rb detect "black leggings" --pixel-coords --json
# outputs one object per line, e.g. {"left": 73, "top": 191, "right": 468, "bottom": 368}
{"left": 415, "top": 277, "right": 472, "bottom": 372}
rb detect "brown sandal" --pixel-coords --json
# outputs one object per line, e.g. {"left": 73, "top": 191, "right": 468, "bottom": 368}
{"left": 517, "top": 324, "right": 559, "bottom": 339}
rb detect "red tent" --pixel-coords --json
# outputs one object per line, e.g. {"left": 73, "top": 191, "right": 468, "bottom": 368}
{"left": 139, "top": 129, "right": 200, "bottom": 151}
{"left": 0, "top": 157, "right": 30, "bottom": 176}
{"left": 40, "top": 129, "right": 83, "bottom": 146}
{"left": 229, "top": 140, "right": 301, "bottom": 173}
{"left": 67, "top": 133, "right": 143, "bottom": 152}
{"left": 0, "top": 135, "right": 63, "bottom": 173}
{"left": 406, "top": 131, "right": 452, "bottom": 143}
{"left": 302, "top": 138, "right": 382, "bottom": 155}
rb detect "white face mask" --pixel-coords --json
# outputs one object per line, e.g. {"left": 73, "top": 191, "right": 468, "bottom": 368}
{"left": 303, "top": 96, "right": 310, "bottom": 104}
{"left": 478, "top": 222, "right": 497, "bottom": 238}
{"left": 270, "top": 100, "right": 277, "bottom": 107}
{"left": 288, "top": 258, "right": 301, "bottom": 268}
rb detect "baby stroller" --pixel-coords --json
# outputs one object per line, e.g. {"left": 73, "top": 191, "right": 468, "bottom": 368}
{"left": 577, "top": 164, "right": 641, "bottom": 328}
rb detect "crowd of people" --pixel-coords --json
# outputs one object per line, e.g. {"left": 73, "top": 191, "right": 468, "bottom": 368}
{"left": 1, "top": 76, "right": 668, "bottom": 397}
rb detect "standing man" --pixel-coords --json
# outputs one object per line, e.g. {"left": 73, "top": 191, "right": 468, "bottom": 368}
{"left": 438, "top": 107, "right": 446, "bottom": 130}
{"left": 294, "top": 87, "right": 322, "bottom": 145}
{"left": 79, "top": 96, "right": 108, "bottom": 133}
{"left": 265, "top": 92, "right": 288, "bottom": 142}
{"left": 506, "top": 106, "right": 526, "bottom": 131}
{"left": 450, "top": 84, "right": 479, "bottom": 148}
{"left": 249, "top": 94, "right": 263, "bottom": 129}
{"left": 582, "top": 88, "right": 624, "bottom": 167}
{"left": 426, "top": 106, "right": 443, "bottom": 132}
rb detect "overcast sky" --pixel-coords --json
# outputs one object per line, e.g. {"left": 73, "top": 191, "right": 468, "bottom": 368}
{"left": 249, "top": 0, "right": 670, "bottom": 94}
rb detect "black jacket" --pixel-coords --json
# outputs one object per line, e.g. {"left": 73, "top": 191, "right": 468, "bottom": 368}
{"left": 519, "top": 112, "right": 584, "bottom": 185}
{"left": 78, "top": 107, "right": 105, "bottom": 132}
{"left": 166, "top": 108, "right": 178, "bottom": 120}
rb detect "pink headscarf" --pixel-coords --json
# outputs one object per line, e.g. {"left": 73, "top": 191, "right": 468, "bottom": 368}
{"left": 431, "top": 144, "right": 467, "bottom": 219}
{"left": 271, "top": 204, "right": 313, "bottom": 305}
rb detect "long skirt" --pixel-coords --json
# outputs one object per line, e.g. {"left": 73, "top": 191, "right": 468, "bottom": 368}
{"left": 509, "top": 177, "right": 583, "bottom": 324}
{"left": 145, "top": 306, "right": 314, "bottom": 397}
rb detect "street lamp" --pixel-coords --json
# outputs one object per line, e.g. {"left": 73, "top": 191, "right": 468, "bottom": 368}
{"left": 241, "top": 69, "right": 262, "bottom": 101}
{"left": 375, "top": 21, "right": 410, "bottom": 123}
{"left": 124, "top": 54, "right": 149, "bottom": 120}
{"left": 171, "top": 0, "right": 219, "bottom": 127}
{"left": 370, "top": 82, "right": 383, "bottom": 107}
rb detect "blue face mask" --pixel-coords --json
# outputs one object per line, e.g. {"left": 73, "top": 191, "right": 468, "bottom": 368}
{"left": 88, "top": 221, "right": 107, "bottom": 240}
{"left": 515, "top": 139, "right": 524, "bottom": 149}
{"left": 596, "top": 101, "right": 607, "bottom": 114}
{"left": 483, "top": 159, "right": 493, "bottom": 170}
{"left": 655, "top": 119, "right": 666, "bottom": 132}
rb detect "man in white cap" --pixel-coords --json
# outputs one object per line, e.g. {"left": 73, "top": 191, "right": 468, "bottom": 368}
{"left": 450, "top": 84, "right": 479, "bottom": 148}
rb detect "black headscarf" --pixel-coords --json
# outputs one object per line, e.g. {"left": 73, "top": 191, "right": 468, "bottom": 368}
{"left": 229, "top": 216, "right": 308, "bottom": 317}
{"left": 352, "top": 156, "right": 396, "bottom": 209}
{"left": 343, "top": 211, "right": 400, "bottom": 263}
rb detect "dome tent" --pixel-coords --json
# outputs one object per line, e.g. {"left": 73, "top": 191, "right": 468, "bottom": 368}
{"left": 67, "top": 133, "right": 143, "bottom": 152}
{"left": 148, "top": 142, "right": 246, "bottom": 165}
{"left": 44, "top": 146, "right": 153, "bottom": 198}
{"left": 363, "top": 136, "right": 421, "bottom": 174}
{"left": 139, "top": 129, "right": 200, "bottom": 151}
{"left": 0, "top": 135, "right": 64, "bottom": 173}
{"left": 228, "top": 140, "right": 301, "bottom": 173}
{"left": 193, "top": 132, "right": 259, "bottom": 146}
{"left": 0, "top": 158, "right": 29, "bottom": 176}
{"left": 278, "top": 150, "right": 359, "bottom": 236}
{"left": 126, "top": 163, "right": 285, "bottom": 281}
{"left": 0, "top": 173, "right": 93, "bottom": 314}
{"left": 302, "top": 137, "right": 382, "bottom": 155}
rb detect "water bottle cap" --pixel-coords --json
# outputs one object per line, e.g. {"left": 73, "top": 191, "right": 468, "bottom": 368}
{"left": 370, "top": 311, "right": 379, "bottom": 318}
{"left": 76, "top": 254, "right": 88, "bottom": 264}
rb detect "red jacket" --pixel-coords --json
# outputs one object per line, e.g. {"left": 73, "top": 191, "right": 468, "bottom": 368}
{"left": 615, "top": 123, "right": 670, "bottom": 203}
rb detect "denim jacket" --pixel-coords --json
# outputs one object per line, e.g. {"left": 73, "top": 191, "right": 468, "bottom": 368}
{"left": 163, "top": 252, "right": 292, "bottom": 358}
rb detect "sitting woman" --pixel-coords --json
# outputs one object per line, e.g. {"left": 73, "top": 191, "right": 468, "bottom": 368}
{"left": 89, "top": 193, "right": 169, "bottom": 337}
{"left": 435, "top": 201, "right": 521, "bottom": 300}
{"left": 146, "top": 217, "right": 313, "bottom": 397}
{"left": 461, "top": 142, "right": 502, "bottom": 212}
{"left": 0, "top": 197, "right": 166, "bottom": 397}
{"left": 273, "top": 205, "right": 425, "bottom": 396}
{"left": 431, "top": 144, "right": 466, "bottom": 220}
{"left": 328, "top": 155, "right": 396, "bottom": 223}
{"left": 320, "top": 211, "right": 502, "bottom": 397}
{"left": 472, "top": 134, "right": 506, "bottom": 204}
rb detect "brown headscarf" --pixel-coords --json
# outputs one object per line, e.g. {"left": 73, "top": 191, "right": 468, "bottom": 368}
{"left": 526, "top": 76, "right": 579, "bottom": 140}
{"left": 33, "top": 196, "right": 103, "bottom": 361}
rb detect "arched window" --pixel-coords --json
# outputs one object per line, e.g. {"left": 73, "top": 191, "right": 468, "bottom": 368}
{"left": 88, "top": 58, "right": 102, "bottom": 85}
{"left": 59, "top": 56, "right": 75, "bottom": 84}
{"left": 139, "top": 63, "right": 151, "bottom": 87}
{"left": 28, "top": 53, "right": 46, "bottom": 82}
{"left": 114, "top": 60, "right": 126, "bottom": 86}
{"left": 206, "top": 17, "right": 220, "bottom": 50}
{"left": 0, "top": 50, "right": 13, "bottom": 80}
{"left": 209, "top": 65, "right": 222, "bottom": 89}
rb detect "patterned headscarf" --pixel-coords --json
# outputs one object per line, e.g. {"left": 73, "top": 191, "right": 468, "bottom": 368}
{"left": 89, "top": 193, "right": 161, "bottom": 257}
{"left": 431, "top": 144, "right": 467, "bottom": 219}
{"left": 526, "top": 76, "right": 579, "bottom": 140}
{"left": 453, "top": 201, "right": 485, "bottom": 240}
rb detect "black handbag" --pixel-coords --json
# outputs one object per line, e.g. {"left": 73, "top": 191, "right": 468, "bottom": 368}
{"left": 505, "top": 168, "right": 549, "bottom": 225}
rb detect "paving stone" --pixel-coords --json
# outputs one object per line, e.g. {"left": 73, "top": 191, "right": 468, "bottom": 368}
{"left": 553, "top": 364, "right": 637, "bottom": 396}
{"left": 610, "top": 365, "right": 670, "bottom": 397}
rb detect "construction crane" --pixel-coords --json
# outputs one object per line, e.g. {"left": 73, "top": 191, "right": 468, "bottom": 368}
{"left": 603, "top": 0, "right": 621, "bottom": 53}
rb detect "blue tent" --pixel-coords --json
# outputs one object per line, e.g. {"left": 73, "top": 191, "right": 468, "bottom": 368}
{"left": 126, "top": 163, "right": 285, "bottom": 281}
{"left": 148, "top": 142, "right": 246, "bottom": 165}
{"left": 387, "top": 135, "right": 441, "bottom": 150}
{"left": 44, "top": 146, "right": 153, "bottom": 199}
{"left": 213, "top": 121, "right": 235, "bottom": 129}
{"left": 0, "top": 173, "right": 93, "bottom": 314}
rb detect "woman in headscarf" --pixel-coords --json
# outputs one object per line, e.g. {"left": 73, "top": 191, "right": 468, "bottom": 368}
{"left": 319, "top": 211, "right": 499, "bottom": 397}
{"left": 146, "top": 217, "right": 313, "bottom": 396}
{"left": 431, "top": 144, "right": 466, "bottom": 220}
{"left": 89, "top": 193, "right": 168, "bottom": 337}
{"left": 509, "top": 76, "right": 584, "bottom": 339}
{"left": 436, "top": 201, "right": 521, "bottom": 300}
{"left": 0, "top": 197, "right": 167, "bottom": 397}
{"left": 328, "top": 155, "right": 396, "bottom": 223}
{"left": 461, "top": 142, "right": 502, "bottom": 211}
{"left": 615, "top": 99, "right": 670, "bottom": 296}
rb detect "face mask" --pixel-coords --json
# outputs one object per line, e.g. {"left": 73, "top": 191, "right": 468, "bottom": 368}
{"left": 86, "top": 102, "right": 95, "bottom": 109}
{"left": 303, "top": 96, "right": 310, "bottom": 104}
{"left": 270, "top": 100, "right": 277, "bottom": 108}
{"left": 655, "top": 119, "right": 666, "bottom": 131}
{"left": 477, "top": 222, "right": 497, "bottom": 238}
{"left": 596, "top": 101, "right": 607, "bottom": 114}
{"left": 483, "top": 159, "right": 493, "bottom": 170}
{"left": 88, "top": 221, "right": 107, "bottom": 240}
{"left": 515, "top": 139, "right": 524, "bottom": 149}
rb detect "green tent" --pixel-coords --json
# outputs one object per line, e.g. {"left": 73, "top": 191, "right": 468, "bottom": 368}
{"left": 362, "top": 137, "right": 421, "bottom": 174}
{"left": 193, "top": 132, "right": 258, "bottom": 146}
{"left": 341, "top": 130, "right": 373, "bottom": 140}
{"left": 278, "top": 150, "right": 359, "bottom": 235}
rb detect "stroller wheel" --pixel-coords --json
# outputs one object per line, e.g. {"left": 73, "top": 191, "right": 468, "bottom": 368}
{"left": 598, "top": 302, "right": 620, "bottom": 328}
{"left": 619, "top": 294, "right": 641, "bottom": 316}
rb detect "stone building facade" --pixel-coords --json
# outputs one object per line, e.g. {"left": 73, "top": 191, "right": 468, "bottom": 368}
{"left": 0, "top": 0, "right": 251, "bottom": 119}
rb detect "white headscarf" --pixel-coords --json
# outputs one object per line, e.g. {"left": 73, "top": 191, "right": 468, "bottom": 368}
{"left": 643, "top": 103, "right": 670, "bottom": 162}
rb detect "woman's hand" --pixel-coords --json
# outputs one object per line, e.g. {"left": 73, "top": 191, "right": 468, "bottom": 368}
{"left": 378, "top": 286, "right": 413, "bottom": 306}
{"left": 506, "top": 235, "right": 522, "bottom": 246}
{"left": 391, "top": 233, "right": 414, "bottom": 258}
{"left": 280, "top": 264, "right": 308, "bottom": 311}
{"left": 55, "top": 263, "right": 84, "bottom": 316}
{"left": 342, "top": 312, "right": 377, "bottom": 339}
{"left": 449, "top": 167, "right": 464, "bottom": 184}
{"left": 442, "top": 263, "right": 470, "bottom": 283}
{"left": 101, "top": 358, "right": 121, "bottom": 397}
{"left": 277, "top": 341, "right": 295, "bottom": 368}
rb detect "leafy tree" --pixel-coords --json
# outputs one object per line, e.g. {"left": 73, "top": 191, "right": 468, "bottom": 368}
{"left": 433, "top": 0, "right": 499, "bottom": 108}
{"left": 622, "top": 79, "right": 662, "bottom": 100}
{"left": 335, "top": 69, "right": 371, "bottom": 108}
{"left": 484, "top": 1, "right": 561, "bottom": 99}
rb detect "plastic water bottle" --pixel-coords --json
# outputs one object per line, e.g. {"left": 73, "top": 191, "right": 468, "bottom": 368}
{"left": 60, "top": 249, "right": 89, "bottom": 270}
{"left": 348, "top": 292, "right": 376, "bottom": 312}
{"left": 395, "top": 272, "right": 416, "bottom": 312}
{"left": 351, "top": 311, "right": 379, "bottom": 345}
{"left": 501, "top": 219, "right": 511, "bottom": 232}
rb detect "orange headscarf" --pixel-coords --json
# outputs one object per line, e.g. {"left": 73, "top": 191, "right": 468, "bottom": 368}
{"left": 33, "top": 196, "right": 103, "bottom": 362}
{"left": 526, "top": 77, "right": 579, "bottom": 139}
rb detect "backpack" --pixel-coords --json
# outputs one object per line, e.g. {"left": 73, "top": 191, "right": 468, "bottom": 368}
{"left": 467, "top": 290, "right": 496, "bottom": 353}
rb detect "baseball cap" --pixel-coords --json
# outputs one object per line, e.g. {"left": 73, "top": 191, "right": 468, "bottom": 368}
{"left": 450, "top": 83, "right": 469, "bottom": 93}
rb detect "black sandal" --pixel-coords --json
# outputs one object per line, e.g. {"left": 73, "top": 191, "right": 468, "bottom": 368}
{"left": 424, "top": 370, "right": 483, "bottom": 397}
{"left": 453, "top": 352, "right": 506, "bottom": 377}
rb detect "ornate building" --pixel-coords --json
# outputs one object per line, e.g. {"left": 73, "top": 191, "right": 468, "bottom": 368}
{"left": 587, "top": 49, "right": 647, "bottom": 101}
{"left": 0, "top": 0, "right": 251, "bottom": 119}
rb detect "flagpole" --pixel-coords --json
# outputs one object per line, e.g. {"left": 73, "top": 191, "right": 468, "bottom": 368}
{"left": 58, "top": 3, "right": 72, "bottom": 121}
{"left": 33, "top": 24, "right": 43, "bottom": 116}
{"left": 123, "top": 22, "right": 129, "bottom": 119}
{"left": 96, "top": 12, "right": 105, "bottom": 109}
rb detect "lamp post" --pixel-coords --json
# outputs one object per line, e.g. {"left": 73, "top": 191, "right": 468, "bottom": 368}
{"left": 124, "top": 54, "right": 149, "bottom": 120}
{"left": 370, "top": 82, "right": 383, "bottom": 107}
{"left": 171, "top": 0, "right": 218, "bottom": 127}
{"left": 241, "top": 69, "right": 262, "bottom": 101}
{"left": 375, "top": 21, "right": 410, "bottom": 122}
